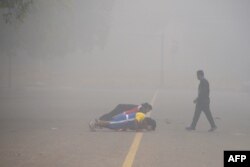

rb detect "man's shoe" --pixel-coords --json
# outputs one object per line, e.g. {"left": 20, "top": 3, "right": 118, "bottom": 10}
{"left": 185, "top": 126, "right": 195, "bottom": 131}
{"left": 89, "top": 120, "right": 96, "bottom": 131}
{"left": 208, "top": 126, "right": 217, "bottom": 132}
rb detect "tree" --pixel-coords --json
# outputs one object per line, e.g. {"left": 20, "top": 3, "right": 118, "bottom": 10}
{"left": 0, "top": 0, "right": 33, "bottom": 87}
{"left": 0, "top": 0, "right": 33, "bottom": 24}
{"left": 0, "top": 0, "right": 114, "bottom": 88}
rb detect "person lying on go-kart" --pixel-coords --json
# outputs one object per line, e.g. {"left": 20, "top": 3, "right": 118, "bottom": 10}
{"left": 98, "top": 102, "right": 153, "bottom": 121}
{"left": 89, "top": 103, "right": 156, "bottom": 132}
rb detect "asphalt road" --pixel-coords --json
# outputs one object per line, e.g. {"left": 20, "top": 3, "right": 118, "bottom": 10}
{"left": 0, "top": 88, "right": 249, "bottom": 167}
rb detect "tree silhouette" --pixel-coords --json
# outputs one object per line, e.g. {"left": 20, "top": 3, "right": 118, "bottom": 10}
{"left": 0, "top": 0, "right": 33, "bottom": 24}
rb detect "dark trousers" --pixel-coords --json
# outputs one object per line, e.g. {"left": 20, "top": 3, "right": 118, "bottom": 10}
{"left": 191, "top": 100, "right": 216, "bottom": 129}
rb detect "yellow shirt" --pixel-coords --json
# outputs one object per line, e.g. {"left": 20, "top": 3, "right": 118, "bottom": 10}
{"left": 135, "top": 112, "right": 145, "bottom": 122}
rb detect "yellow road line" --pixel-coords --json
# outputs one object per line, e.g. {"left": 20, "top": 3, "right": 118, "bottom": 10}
{"left": 122, "top": 132, "right": 143, "bottom": 167}
{"left": 122, "top": 89, "right": 159, "bottom": 167}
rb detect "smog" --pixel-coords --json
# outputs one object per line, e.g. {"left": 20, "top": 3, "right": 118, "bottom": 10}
{"left": 0, "top": 0, "right": 249, "bottom": 167}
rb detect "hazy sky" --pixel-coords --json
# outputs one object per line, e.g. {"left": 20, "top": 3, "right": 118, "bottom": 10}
{"left": 0, "top": 0, "right": 249, "bottom": 89}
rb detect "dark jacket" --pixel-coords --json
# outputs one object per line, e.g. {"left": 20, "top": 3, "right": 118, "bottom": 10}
{"left": 99, "top": 104, "right": 138, "bottom": 121}
{"left": 197, "top": 78, "right": 210, "bottom": 103}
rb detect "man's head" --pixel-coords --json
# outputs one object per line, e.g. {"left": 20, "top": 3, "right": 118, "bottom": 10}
{"left": 197, "top": 70, "right": 204, "bottom": 80}
{"left": 140, "top": 103, "right": 152, "bottom": 113}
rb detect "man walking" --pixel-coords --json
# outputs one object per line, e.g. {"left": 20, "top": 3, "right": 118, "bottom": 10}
{"left": 186, "top": 70, "right": 217, "bottom": 132}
